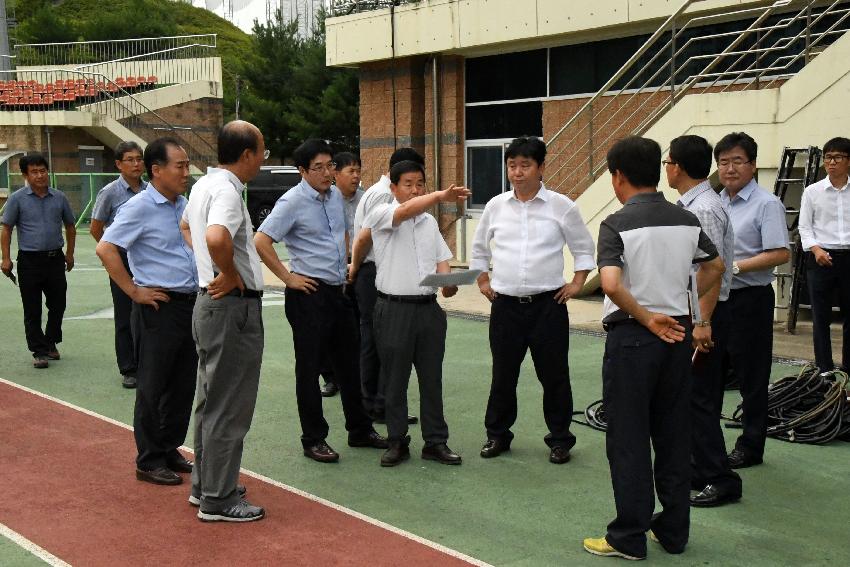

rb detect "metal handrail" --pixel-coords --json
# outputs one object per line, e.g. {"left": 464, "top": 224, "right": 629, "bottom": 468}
{"left": 545, "top": 0, "right": 850, "bottom": 198}
{"left": 14, "top": 34, "right": 217, "bottom": 50}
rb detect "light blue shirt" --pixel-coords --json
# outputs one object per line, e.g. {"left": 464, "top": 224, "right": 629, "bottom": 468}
{"left": 91, "top": 175, "right": 148, "bottom": 227}
{"left": 101, "top": 185, "right": 198, "bottom": 293}
{"left": 257, "top": 178, "right": 349, "bottom": 285}
{"left": 720, "top": 179, "right": 789, "bottom": 289}
{"left": 1, "top": 187, "right": 75, "bottom": 251}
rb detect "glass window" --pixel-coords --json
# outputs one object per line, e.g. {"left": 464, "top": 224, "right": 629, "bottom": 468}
{"left": 466, "top": 49, "right": 547, "bottom": 103}
{"left": 465, "top": 101, "right": 543, "bottom": 140}
{"left": 466, "top": 145, "right": 507, "bottom": 208}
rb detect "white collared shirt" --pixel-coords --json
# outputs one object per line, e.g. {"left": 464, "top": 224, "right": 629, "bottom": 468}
{"left": 182, "top": 167, "right": 264, "bottom": 290}
{"left": 469, "top": 183, "right": 596, "bottom": 296}
{"left": 353, "top": 175, "right": 394, "bottom": 263}
{"left": 366, "top": 202, "right": 453, "bottom": 296}
{"left": 799, "top": 175, "right": 850, "bottom": 251}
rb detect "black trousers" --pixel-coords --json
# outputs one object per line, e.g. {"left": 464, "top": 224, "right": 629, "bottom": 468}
{"left": 485, "top": 292, "right": 575, "bottom": 449}
{"left": 320, "top": 283, "right": 358, "bottom": 387}
{"left": 109, "top": 249, "right": 138, "bottom": 376}
{"left": 284, "top": 283, "right": 374, "bottom": 446}
{"left": 16, "top": 251, "right": 67, "bottom": 357}
{"left": 726, "top": 284, "right": 774, "bottom": 459}
{"left": 132, "top": 298, "right": 198, "bottom": 470}
{"left": 806, "top": 251, "right": 850, "bottom": 371}
{"left": 603, "top": 318, "right": 692, "bottom": 558}
{"left": 354, "top": 262, "right": 384, "bottom": 413}
{"left": 690, "top": 301, "right": 742, "bottom": 495}
{"left": 374, "top": 298, "right": 449, "bottom": 444}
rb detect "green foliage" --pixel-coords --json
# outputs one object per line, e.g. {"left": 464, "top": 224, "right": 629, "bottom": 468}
{"left": 15, "top": 5, "right": 77, "bottom": 44}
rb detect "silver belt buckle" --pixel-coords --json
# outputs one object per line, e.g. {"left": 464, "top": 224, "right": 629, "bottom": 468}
{"left": 518, "top": 295, "right": 533, "bottom": 304}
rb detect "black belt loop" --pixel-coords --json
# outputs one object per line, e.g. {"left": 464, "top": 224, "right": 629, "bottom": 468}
{"left": 376, "top": 291, "right": 437, "bottom": 304}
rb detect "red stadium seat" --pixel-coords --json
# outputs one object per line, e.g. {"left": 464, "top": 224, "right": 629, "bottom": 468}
{"left": 127, "top": 77, "right": 139, "bottom": 88}
{"left": 64, "top": 79, "right": 75, "bottom": 88}
{"left": 147, "top": 75, "right": 158, "bottom": 84}
{"left": 107, "top": 82, "right": 118, "bottom": 93}
{"left": 43, "top": 94, "right": 55, "bottom": 105}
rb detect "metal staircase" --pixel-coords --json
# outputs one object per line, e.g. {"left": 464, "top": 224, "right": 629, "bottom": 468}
{"left": 545, "top": 0, "right": 850, "bottom": 199}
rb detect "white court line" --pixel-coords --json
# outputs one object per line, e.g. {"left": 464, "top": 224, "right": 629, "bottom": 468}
{"left": 0, "top": 378, "right": 492, "bottom": 567}
{"left": 0, "top": 523, "right": 70, "bottom": 567}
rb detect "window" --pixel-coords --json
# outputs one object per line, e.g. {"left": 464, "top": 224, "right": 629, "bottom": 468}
{"left": 465, "top": 49, "right": 547, "bottom": 103}
{"left": 465, "top": 101, "right": 542, "bottom": 140}
{"left": 466, "top": 145, "right": 508, "bottom": 208}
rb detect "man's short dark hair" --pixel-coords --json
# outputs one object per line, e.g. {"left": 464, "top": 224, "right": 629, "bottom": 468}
{"left": 504, "top": 136, "right": 546, "bottom": 165}
{"left": 293, "top": 139, "right": 333, "bottom": 170}
{"left": 390, "top": 160, "right": 426, "bottom": 185}
{"left": 20, "top": 153, "right": 49, "bottom": 174}
{"left": 823, "top": 137, "right": 850, "bottom": 156}
{"left": 114, "top": 141, "right": 143, "bottom": 162}
{"left": 606, "top": 136, "right": 661, "bottom": 188}
{"left": 334, "top": 151, "right": 361, "bottom": 170}
{"left": 389, "top": 147, "right": 425, "bottom": 169}
{"left": 714, "top": 132, "right": 758, "bottom": 162}
{"left": 143, "top": 137, "right": 182, "bottom": 179}
{"left": 669, "top": 135, "right": 713, "bottom": 180}
{"left": 218, "top": 122, "right": 259, "bottom": 165}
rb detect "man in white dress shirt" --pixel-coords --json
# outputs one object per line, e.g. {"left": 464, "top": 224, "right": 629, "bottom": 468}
{"left": 350, "top": 160, "right": 470, "bottom": 467}
{"left": 799, "top": 136, "right": 850, "bottom": 372}
{"left": 471, "top": 136, "right": 596, "bottom": 464}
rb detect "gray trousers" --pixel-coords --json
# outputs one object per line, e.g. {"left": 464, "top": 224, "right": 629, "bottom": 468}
{"left": 373, "top": 298, "right": 449, "bottom": 445}
{"left": 191, "top": 293, "right": 263, "bottom": 510}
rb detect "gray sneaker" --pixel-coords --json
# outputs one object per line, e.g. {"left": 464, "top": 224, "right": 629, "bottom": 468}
{"left": 197, "top": 499, "right": 264, "bottom": 522}
{"left": 189, "top": 484, "right": 247, "bottom": 507}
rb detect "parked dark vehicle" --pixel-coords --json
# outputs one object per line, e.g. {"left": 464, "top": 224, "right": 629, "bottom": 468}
{"left": 247, "top": 166, "right": 301, "bottom": 228}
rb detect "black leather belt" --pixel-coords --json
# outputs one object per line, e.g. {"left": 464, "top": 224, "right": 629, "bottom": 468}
{"left": 166, "top": 291, "right": 197, "bottom": 302}
{"left": 377, "top": 291, "right": 436, "bottom": 304}
{"left": 200, "top": 287, "right": 263, "bottom": 298}
{"left": 823, "top": 249, "right": 850, "bottom": 256}
{"left": 498, "top": 290, "right": 557, "bottom": 304}
{"left": 603, "top": 315, "right": 690, "bottom": 332}
{"left": 19, "top": 249, "right": 62, "bottom": 257}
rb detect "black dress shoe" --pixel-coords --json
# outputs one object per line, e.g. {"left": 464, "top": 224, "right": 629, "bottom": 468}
{"left": 549, "top": 446, "right": 571, "bottom": 464}
{"left": 121, "top": 374, "right": 137, "bottom": 389}
{"left": 381, "top": 438, "right": 411, "bottom": 467}
{"left": 167, "top": 453, "right": 194, "bottom": 473}
{"left": 303, "top": 441, "right": 340, "bottom": 463}
{"left": 47, "top": 345, "right": 60, "bottom": 360}
{"left": 480, "top": 439, "right": 510, "bottom": 459}
{"left": 407, "top": 414, "right": 419, "bottom": 425}
{"left": 422, "top": 443, "right": 462, "bottom": 465}
{"left": 728, "top": 448, "right": 762, "bottom": 469}
{"left": 320, "top": 381, "right": 339, "bottom": 397}
{"left": 136, "top": 467, "right": 182, "bottom": 485}
{"left": 348, "top": 430, "right": 389, "bottom": 449}
{"left": 690, "top": 484, "right": 741, "bottom": 507}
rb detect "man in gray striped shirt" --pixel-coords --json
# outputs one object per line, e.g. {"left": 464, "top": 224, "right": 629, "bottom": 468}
{"left": 666, "top": 135, "right": 742, "bottom": 509}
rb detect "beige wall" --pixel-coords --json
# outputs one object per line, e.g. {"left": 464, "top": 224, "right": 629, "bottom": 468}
{"left": 327, "top": 0, "right": 771, "bottom": 66}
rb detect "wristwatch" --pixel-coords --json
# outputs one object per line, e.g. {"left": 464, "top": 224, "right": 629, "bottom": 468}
{"left": 732, "top": 261, "right": 740, "bottom": 275}
{"left": 694, "top": 320, "right": 712, "bottom": 327}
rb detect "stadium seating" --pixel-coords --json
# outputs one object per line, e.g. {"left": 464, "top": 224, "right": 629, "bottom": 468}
{"left": 0, "top": 76, "right": 159, "bottom": 109}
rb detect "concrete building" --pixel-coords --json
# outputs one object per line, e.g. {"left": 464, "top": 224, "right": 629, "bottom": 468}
{"left": 326, "top": 0, "right": 850, "bottom": 299}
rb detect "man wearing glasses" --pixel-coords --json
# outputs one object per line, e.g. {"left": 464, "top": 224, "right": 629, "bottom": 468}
{"left": 717, "top": 132, "right": 790, "bottom": 469}
{"left": 254, "top": 139, "right": 387, "bottom": 463}
{"left": 798, "top": 137, "right": 850, "bottom": 374}
{"left": 90, "top": 141, "right": 147, "bottom": 389}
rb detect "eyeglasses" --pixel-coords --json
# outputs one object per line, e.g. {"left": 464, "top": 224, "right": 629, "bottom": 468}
{"left": 263, "top": 149, "right": 270, "bottom": 160}
{"left": 662, "top": 160, "right": 677, "bottom": 166}
{"left": 824, "top": 154, "right": 849, "bottom": 164}
{"left": 121, "top": 158, "right": 143, "bottom": 164}
{"left": 717, "top": 158, "right": 753, "bottom": 168}
{"left": 308, "top": 161, "right": 336, "bottom": 173}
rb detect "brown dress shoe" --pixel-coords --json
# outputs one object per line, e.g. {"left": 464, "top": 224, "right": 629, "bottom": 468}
{"left": 136, "top": 467, "right": 182, "bottom": 485}
{"left": 46, "top": 345, "right": 60, "bottom": 360}
{"left": 549, "top": 446, "right": 571, "bottom": 464}
{"left": 303, "top": 441, "right": 340, "bottom": 463}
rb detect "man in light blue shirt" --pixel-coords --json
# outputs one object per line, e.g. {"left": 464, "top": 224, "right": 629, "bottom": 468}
{"left": 255, "top": 138, "right": 386, "bottom": 463}
{"left": 1, "top": 153, "right": 76, "bottom": 369}
{"left": 97, "top": 137, "right": 199, "bottom": 487}
{"left": 716, "top": 132, "right": 790, "bottom": 470}
{"left": 90, "top": 140, "right": 148, "bottom": 388}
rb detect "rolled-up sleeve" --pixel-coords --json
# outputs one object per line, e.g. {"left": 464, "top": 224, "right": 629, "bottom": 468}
{"left": 469, "top": 204, "right": 493, "bottom": 272}
{"left": 561, "top": 204, "right": 597, "bottom": 271}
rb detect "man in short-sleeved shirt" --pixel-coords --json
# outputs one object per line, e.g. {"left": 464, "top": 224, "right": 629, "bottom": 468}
{"left": 716, "top": 132, "right": 790, "bottom": 469}
{"left": 97, "top": 138, "right": 199, "bottom": 487}
{"left": 1, "top": 153, "right": 76, "bottom": 368}
{"left": 254, "top": 138, "right": 385, "bottom": 464}
{"left": 583, "top": 136, "right": 724, "bottom": 562}
{"left": 351, "top": 160, "right": 469, "bottom": 467}
{"left": 90, "top": 141, "right": 147, "bottom": 388}
{"left": 181, "top": 120, "right": 267, "bottom": 522}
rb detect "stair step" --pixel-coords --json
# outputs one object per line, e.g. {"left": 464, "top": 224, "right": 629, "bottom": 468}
{"left": 776, "top": 178, "right": 805, "bottom": 183}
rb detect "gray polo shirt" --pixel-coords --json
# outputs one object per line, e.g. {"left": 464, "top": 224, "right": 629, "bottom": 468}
{"left": 597, "top": 191, "right": 718, "bottom": 324}
{"left": 720, "top": 179, "right": 789, "bottom": 289}
{"left": 1, "top": 187, "right": 75, "bottom": 251}
{"left": 91, "top": 175, "right": 148, "bottom": 227}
